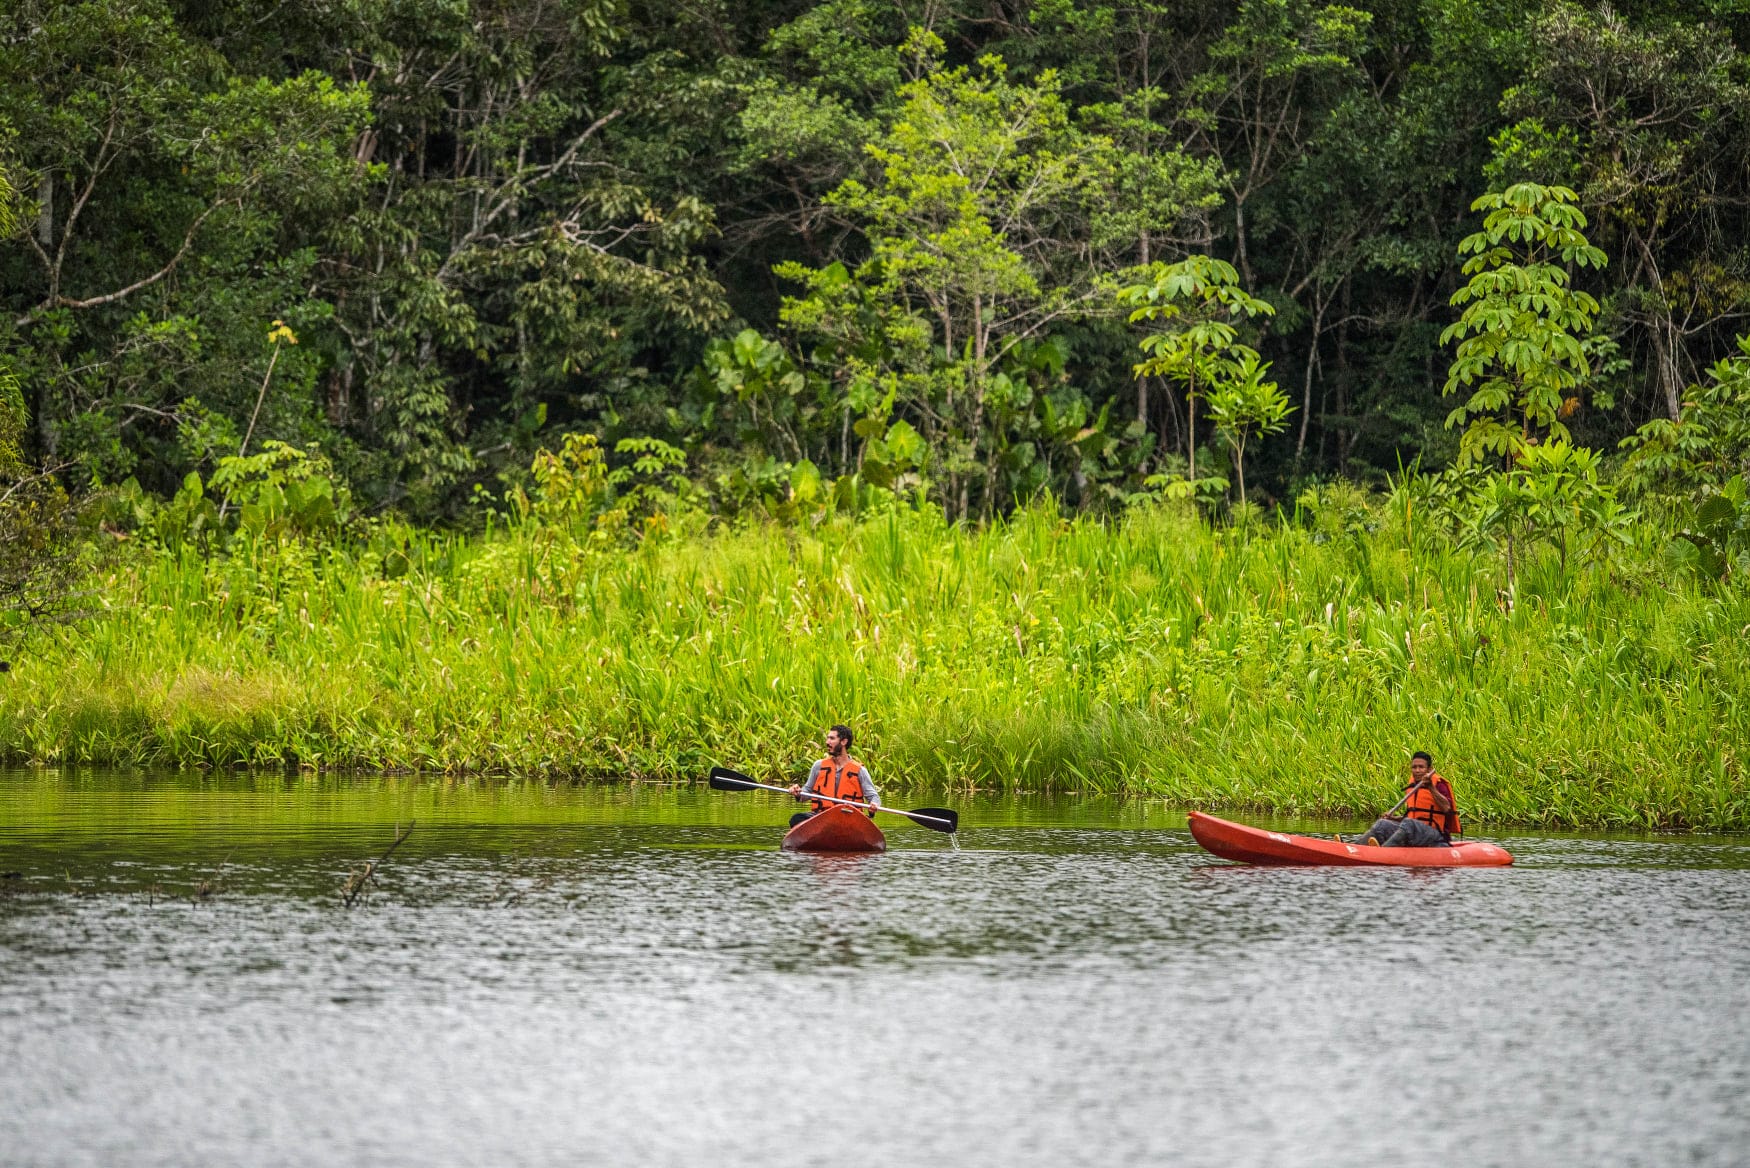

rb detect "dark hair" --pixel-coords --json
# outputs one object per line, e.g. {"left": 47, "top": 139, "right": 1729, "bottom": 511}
{"left": 1411, "top": 750, "right": 1433, "bottom": 765}
{"left": 831, "top": 723, "right": 854, "bottom": 749}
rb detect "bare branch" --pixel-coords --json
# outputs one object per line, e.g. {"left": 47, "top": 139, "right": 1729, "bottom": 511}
{"left": 16, "top": 203, "right": 226, "bottom": 327}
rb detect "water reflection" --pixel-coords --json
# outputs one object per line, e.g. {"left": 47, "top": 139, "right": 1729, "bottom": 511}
{"left": 2, "top": 769, "right": 1748, "bottom": 1166}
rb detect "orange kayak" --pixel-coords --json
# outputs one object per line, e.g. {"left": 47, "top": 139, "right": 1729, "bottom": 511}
{"left": 782, "top": 806, "right": 887, "bottom": 853}
{"left": 1189, "top": 811, "right": 1514, "bottom": 867}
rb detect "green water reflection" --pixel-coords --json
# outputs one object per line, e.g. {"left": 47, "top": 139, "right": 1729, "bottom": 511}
{"left": 3, "top": 766, "right": 1747, "bottom": 873}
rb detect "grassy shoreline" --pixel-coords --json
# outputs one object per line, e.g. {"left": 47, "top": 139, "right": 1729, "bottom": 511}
{"left": 7, "top": 503, "right": 1748, "bottom": 828}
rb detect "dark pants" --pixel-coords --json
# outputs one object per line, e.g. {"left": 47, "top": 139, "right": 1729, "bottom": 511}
{"left": 1353, "top": 817, "right": 1447, "bottom": 847}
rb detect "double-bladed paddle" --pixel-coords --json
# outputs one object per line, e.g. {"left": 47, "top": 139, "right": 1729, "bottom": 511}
{"left": 708, "top": 766, "right": 959, "bottom": 834}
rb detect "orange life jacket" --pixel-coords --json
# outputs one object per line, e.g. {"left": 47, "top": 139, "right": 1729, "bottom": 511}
{"left": 1404, "top": 773, "right": 1460, "bottom": 838}
{"left": 811, "top": 754, "right": 868, "bottom": 814}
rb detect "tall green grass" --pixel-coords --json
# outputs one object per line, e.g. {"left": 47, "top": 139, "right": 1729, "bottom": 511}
{"left": 6, "top": 501, "right": 1747, "bottom": 828}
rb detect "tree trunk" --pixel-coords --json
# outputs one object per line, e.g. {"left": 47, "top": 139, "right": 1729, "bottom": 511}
{"left": 33, "top": 378, "right": 53, "bottom": 459}
{"left": 1187, "top": 369, "right": 1197, "bottom": 481}
{"left": 1234, "top": 201, "right": 1252, "bottom": 289}
{"left": 1160, "top": 379, "right": 1183, "bottom": 459}
{"left": 1296, "top": 292, "right": 1328, "bottom": 460}
{"left": 35, "top": 175, "right": 53, "bottom": 247}
{"left": 1630, "top": 229, "right": 1685, "bottom": 422}
{"left": 1335, "top": 283, "right": 1352, "bottom": 474}
{"left": 1652, "top": 319, "right": 1684, "bottom": 422}
{"left": 328, "top": 364, "right": 352, "bottom": 427}
{"left": 840, "top": 404, "right": 850, "bottom": 477}
{"left": 971, "top": 294, "right": 990, "bottom": 518}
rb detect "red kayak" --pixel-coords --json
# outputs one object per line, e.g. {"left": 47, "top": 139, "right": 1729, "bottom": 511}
{"left": 782, "top": 806, "right": 887, "bottom": 853}
{"left": 1188, "top": 811, "right": 1513, "bottom": 867}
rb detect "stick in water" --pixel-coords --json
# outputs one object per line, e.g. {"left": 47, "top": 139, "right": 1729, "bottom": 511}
{"left": 342, "top": 820, "right": 415, "bottom": 907}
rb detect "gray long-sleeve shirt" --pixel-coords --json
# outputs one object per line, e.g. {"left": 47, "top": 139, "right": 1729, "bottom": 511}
{"left": 804, "top": 757, "right": 879, "bottom": 805}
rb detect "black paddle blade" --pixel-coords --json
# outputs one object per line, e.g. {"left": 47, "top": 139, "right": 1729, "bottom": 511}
{"left": 708, "top": 766, "right": 759, "bottom": 791}
{"left": 908, "top": 807, "right": 959, "bottom": 833}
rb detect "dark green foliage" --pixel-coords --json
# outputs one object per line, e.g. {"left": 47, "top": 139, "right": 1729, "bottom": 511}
{"left": 1, "top": 0, "right": 1749, "bottom": 521}
{"left": 0, "top": 370, "right": 94, "bottom": 648}
{"left": 1620, "top": 335, "right": 1750, "bottom": 496}
{"left": 1669, "top": 476, "right": 1749, "bottom": 582}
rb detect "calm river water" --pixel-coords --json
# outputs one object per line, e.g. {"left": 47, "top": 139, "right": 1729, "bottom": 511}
{"left": 2, "top": 768, "right": 1747, "bottom": 1167}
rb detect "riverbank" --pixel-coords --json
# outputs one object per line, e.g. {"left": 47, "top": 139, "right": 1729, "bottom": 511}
{"left": 6, "top": 503, "right": 1746, "bottom": 828}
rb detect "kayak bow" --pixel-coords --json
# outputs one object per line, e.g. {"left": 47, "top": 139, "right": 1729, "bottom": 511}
{"left": 782, "top": 805, "right": 888, "bottom": 854}
{"left": 1188, "top": 811, "right": 1513, "bottom": 867}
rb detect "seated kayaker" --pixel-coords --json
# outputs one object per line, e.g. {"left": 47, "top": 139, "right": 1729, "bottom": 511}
{"left": 1351, "top": 751, "right": 1460, "bottom": 847}
{"left": 787, "top": 724, "right": 880, "bottom": 827}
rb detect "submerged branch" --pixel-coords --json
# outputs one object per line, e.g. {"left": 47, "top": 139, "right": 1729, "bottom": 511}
{"left": 341, "top": 821, "right": 416, "bottom": 907}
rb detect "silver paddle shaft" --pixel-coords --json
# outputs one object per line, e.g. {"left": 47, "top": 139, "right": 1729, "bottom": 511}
{"left": 734, "top": 778, "right": 953, "bottom": 829}
{"left": 1377, "top": 780, "right": 1450, "bottom": 825}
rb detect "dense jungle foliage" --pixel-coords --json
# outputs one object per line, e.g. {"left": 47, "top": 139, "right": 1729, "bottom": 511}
{"left": 4, "top": 0, "right": 1750, "bottom": 524}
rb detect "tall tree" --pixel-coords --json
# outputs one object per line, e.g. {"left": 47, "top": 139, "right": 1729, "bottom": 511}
{"left": 1497, "top": 1, "right": 1750, "bottom": 424}
{"left": 1441, "top": 181, "right": 1607, "bottom": 464}
{"left": 1118, "top": 254, "right": 1276, "bottom": 482}
{"left": 0, "top": 0, "right": 368, "bottom": 484}
{"left": 1183, "top": 0, "right": 1371, "bottom": 287}
{"left": 778, "top": 39, "right": 1209, "bottom": 517}
{"left": 315, "top": 0, "right": 730, "bottom": 509}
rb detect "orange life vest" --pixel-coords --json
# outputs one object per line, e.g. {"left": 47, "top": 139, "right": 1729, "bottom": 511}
{"left": 1404, "top": 773, "right": 1460, "bottom": 838}
{"left": 811, "top": 754, "right": 868, "bottom": 814}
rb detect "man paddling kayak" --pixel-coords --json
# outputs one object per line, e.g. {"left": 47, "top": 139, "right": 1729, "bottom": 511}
{"left": 1348, "top": 751, "right": 1460, "bottom": 847}
{"left": 787, "top": 724, "right": 880, "bottom": 828}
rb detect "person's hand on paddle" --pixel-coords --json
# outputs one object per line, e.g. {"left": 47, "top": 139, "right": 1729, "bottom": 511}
{"left": 708, "top": 768, "right": 959, "bottom": 834}
{"left": 1390, "top": 777, "right": 1429, "bottom": 818}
